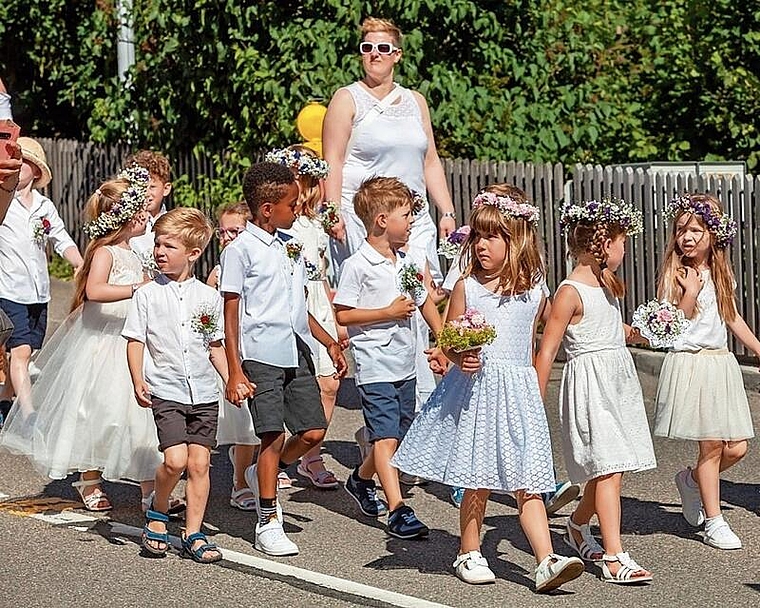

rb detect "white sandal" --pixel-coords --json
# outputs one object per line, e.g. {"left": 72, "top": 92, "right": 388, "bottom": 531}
{"left": 230, "top": 487, "right": 258, "bottom": 511}
{"left": 601, "top": 552, "right": 653, "bottom": 584}
{"left": 72, "top": 477, "right": 112, "bottom": 512}
{"left": 564, "top": 515, "right": 604, "bottom": 561}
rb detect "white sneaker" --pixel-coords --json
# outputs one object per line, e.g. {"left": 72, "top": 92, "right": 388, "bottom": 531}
{"left": 453, "top": 551, "right": 496, "bottom": 584}
{"left": 704, "top": 518, "right": 742, "bottom": 550}
{"left": 675, "top": 468, "right": 705, "bottom": 526}
{"left": 244, "top": 463, "right": 283, "bottom": 523}
{"left": 535, "top": 554, "right": 584, "bottom": 593}
{"left": 354, "top": 426, "right": 371, "bottom": 462}
{"left": 254, "top": 519, "right": 299, "bottom": 556}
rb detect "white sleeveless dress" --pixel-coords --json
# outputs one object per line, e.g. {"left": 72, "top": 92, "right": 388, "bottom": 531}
{"left": 559, "top": 280, "right": 656, "bottom": 483}
{"left": 392, "top": 278, "right": 555, "bottom": 493}
{"left": 331, "top": 82, "right": 441, "bottom": 282}
{"left": 0, "top": 246, "right": 162, "bottom": 481}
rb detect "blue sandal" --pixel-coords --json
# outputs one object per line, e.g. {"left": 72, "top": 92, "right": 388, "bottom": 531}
{"left": 142, "top": 509, "right": 169, "bottom": 556}
{"left": 181, "top": 532, "right": 222, "bottom": 564}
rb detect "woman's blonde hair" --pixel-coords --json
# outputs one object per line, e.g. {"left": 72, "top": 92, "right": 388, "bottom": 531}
{"left": 657, "top": 194, "right": 737, "bottom": 322}
{"left": 566, "top": 222, "right": 627, "bottom": 299}
{"left": 288, "top": 144, "right": 322, "bottom": 219}
{"left": 460, "top": 184, "right": 545, "bottom": 295}
{"left": 360, "top": 17, "right": 402, "bottom": 46}
{"left": 71, "top": 179, "right": 136, "bottom": 311}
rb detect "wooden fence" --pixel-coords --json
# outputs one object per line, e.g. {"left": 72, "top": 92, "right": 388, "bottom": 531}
{"left": 34, "top": 139, "right": 758, "bottom": 359}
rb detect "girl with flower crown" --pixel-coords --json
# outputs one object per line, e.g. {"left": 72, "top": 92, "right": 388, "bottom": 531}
{"left": 654, "top": 193, "right": 760, "bottom": 550}
{"left": 266, "top": 144, "right": 344, "bottom": 488}
{"left": 0, "top": 167, "right": 165, "bottom": 512}
{"left": 535, "top": 197, "right": 656, "bottom": 585}
{"left": 392, "top": 189, "right": 584, "bottom": 592}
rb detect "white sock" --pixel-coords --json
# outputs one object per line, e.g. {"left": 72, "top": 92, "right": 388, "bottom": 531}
{"left": 705, "top": 514, "right": 725, "bottom": 532}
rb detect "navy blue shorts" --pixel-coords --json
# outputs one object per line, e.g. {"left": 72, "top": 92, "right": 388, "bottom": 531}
{"left": 357, "top": 378, "right": 416, "bottom": 442}
{"left": 0, "top": 299, "right": 47, "bottom": 350}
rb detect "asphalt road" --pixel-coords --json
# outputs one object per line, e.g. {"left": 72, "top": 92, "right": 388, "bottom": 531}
{"left": 0, "top": 279, "right": 758, "bottom": 608}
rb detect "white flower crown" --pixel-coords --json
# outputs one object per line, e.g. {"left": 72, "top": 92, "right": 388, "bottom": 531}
{"left": 83, "top": 165, "right": 149, "bottom": 239}
{"left": 265, "top": 148, "right": 329, "bottom": 179}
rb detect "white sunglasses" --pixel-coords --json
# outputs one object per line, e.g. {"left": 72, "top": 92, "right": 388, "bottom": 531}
{"left": 359, "top": 41, "right": 400, "bottom": 55}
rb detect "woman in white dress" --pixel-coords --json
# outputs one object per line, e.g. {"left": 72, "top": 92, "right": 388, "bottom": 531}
{"left": 322, "top": 16, "right": 457, "bottom": 281}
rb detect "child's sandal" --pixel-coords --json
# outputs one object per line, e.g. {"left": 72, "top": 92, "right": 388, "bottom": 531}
{"left": 297, "top": 455, "right": 339, "bottom": 489}
{"left": 142, "top": 509, "right": 170, "bottom": 556}
{"left": 564, "top": 515, "right": 604, "bottom": 561}
{"left": 72, "top": 477, "right": 112, "bottom": 512}
{"left": 601, "top": 552, "right": 653, "bottom": 584}
{"left": 181, "top": 532, "right": 222, "bottom": 564}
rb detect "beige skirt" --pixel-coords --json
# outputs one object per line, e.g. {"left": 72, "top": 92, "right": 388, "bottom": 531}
{"left": 654, "top": 349, "right": 754, "bottom": 441}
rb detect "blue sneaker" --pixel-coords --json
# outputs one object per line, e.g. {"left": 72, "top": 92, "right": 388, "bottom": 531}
{"left": 387, "top": 505, "right": 429, "bottom": 539}
{"left": 345, "top": 468, "right": 387, "bottom": 517}
{"left": 544, "top": 481, "right": 581, "bottom": 515}
{"left": 450, "top": 487, "right": 465, "bottom": 508}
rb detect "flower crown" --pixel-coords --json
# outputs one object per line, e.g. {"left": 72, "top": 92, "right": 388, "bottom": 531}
{"left": 472, "top": 191, "right": 540, "bottom": 225}
{"left": 82, "top": 165, "right": 149, "bottom": 239}
{"left": 265, "top": 148, "right": 329, "bottom": 179}
{"left": 560, "top": 197, "right": 643, "bottom": 235}
{"left": 665, "top": 193, "right": 737, "bottom": 248}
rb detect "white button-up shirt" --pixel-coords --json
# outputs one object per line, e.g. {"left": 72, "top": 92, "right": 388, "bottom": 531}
{"left": 0, "top": 190, "right": 77, "bottom": 304}
{"left": 122, "top": 275, "right": 224, "bottom": 405}
{"left": 333, "top": 242, "right": 428, "bottom": 386}
{"left": 219, "top": 221, "right": 316, "bottom": 368}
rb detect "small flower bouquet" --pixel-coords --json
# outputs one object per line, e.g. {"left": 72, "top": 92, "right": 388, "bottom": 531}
{"left": 437, "top": 225, "right": 471, "bottom": 260}
{"left": 437, "top": 308, "right": 497, "bottom": 353}
{"left": 398, "top": 262, "right": 425, "bottom": 300}
{"left": 32, "top": 217, "right": 52, "bottom": 247}
{"left": 317, "top": 201, "right": 340, "bottom": 232}
{"left": 137, "top": 250, "right": 160, "bottom": 278}
{"left": 191, "top": 302, "right": 220, "bottom": 348}
{"left": 631, "top": 299, "right": 690, "bottom": 349}
{"left": 304, "top": 258, "right": 322, "bottom": 281}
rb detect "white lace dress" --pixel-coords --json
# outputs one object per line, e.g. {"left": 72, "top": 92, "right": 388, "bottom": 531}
{"left": 392, "top": 278, "right": 555, "bottom": 493}
{"left": 331, "top": 82, "right": 441, "bottom": 281}
{"left": 0, "top": 246, "right": 162, "bottom": 481}
{"left": 559, "top": 280, "right": 657, "bottom": 483}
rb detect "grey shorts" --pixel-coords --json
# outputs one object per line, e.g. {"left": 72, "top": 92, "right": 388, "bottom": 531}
{"left": 242, "top": 339, "right": 326, "bottom": 437}
{"left": 151, "top": 396, "right": 218, "bottom": 451}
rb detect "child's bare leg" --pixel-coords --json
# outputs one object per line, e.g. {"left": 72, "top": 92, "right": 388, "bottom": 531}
{"left": 257, "top": 431, "right": 286, "bottom": 499}
{"left": 7, "top": 345, "right": 32, "bottom": 415}
{"left": 693, "top": 440, "right": 723, "bottom": 518}
{"left": 279, "top": 428, "right": 325, "bottom": 464}
{"left": 146, "top": 444, "right": 187, "bottom": 551}
{"left": 594, "top": 473, "right": 623, "bottom": 555}
{"left": 184, "top": 444, "right": 219, "bottom": 559}
{"left": 567, "top": 478, "right": 597, "bottom": 546}
{"left": 460, "top": 489, "right": 490, "bottom": 553}
{"left": 515, "top": 491, "right": 552, "bottom": 563}
{"left": 720, "top": 440, "right": 747, "bottom": 472}
{"left": 234, "top": 444, "right": 257, "bottom": 490}
{"left": 372, "top": 437, "right": 402, "bottom": 511}
{"left": 302, "top": 375, "right": 339, "bottom": 467}
{"left": 358, "top": 443, "right": 377, "bottom": 479}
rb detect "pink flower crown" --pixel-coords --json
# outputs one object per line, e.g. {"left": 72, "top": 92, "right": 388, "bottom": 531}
{"left": 472, "top": 191, "right": 540, "bottom": 225}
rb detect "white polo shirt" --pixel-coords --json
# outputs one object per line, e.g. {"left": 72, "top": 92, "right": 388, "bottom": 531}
{"left": 219, "top": 221, "right": 316, "bottom": 368}
{"left": 0, "top": 190, "right": 77, "bottom": 304}
{"left": 122, "top": 275, "right": 224, "bottom": 405}
{"left": 333, "top": 241, "right": 428, "bottom": 386}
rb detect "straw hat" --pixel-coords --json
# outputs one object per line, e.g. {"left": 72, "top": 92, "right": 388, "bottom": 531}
{"left": 18, "top": 137, "right": 52, "bottom": 189}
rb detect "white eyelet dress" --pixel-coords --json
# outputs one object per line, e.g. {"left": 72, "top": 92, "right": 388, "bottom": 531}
{"left": 558, "top": 280, "right": 656, "bottom": 484}
{"left": 392, "top": 278, "right": 555, "bottom": 493}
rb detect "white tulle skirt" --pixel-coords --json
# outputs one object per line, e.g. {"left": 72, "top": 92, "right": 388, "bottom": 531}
{"left": 215, "top": 376, "right": 259, "bottom": 445}
{"left": 0, "top": 301, "right": 162, "bottom": 481}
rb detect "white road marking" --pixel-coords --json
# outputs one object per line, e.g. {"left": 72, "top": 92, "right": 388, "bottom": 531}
{"left": 32, "top": 511, "right": 98, "bottom": 525}
{"left": 110, "top": 522, "right": 452, "bottom": 608}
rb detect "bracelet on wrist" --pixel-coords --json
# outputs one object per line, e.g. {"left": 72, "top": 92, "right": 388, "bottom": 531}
{"left": 441, "top": 211, "right": 456, "bottom": 220}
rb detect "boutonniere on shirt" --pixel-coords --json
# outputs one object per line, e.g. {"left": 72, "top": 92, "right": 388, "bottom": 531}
{"left": 32, "top": 217, "right": 52, "bottom": 247}
{"left": 398, "top": 262, "right": 425, "bottom": 300}
{"left": 191, "top": 302, "right": 219, "bottom": 349}
{"left": 285, "top": 240, "right": 303, "bottom": 262}
{"left": 136, "top": 249, "right": 160, "bottom": 278}
{"left": 304, "top": 258, "right": 322, "bottom": 281}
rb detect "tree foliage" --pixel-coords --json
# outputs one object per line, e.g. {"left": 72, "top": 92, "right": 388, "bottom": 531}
{"left": 2, "top": 0, "right": 760, "bottom": 200}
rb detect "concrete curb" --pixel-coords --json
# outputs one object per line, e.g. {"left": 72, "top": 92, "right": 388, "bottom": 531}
{"left": 629, "top": 347, "right": 760, "bottom": 394}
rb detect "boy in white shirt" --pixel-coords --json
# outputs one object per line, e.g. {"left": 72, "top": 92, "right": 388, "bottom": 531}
{"left": 127, "top": 149, "right": 172, "bottom": 265}
{"left": 123, "top": 207, "right": 227, "bottom": 563}
{"left": 0, "top": 137, "right": 82, "bottom": 423}
{"left": 333, "top": 176, "right": 442, "bottom": 539}
{"left": 221, "top": 162, "right": 346, "bottom": 557}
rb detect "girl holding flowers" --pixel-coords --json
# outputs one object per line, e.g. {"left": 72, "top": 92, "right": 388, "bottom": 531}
{"left": 266, "top": 144, "right": 343, "bottom": 488}
{"left": 392, "top": 190, "right": 584, "bottom": 592}
{"left": 0, "top": 168, "right": 163, "bottom": 511}
{"left": 654, "top": 194, "right": 760, "bottom": 550}
{"left": 535, "top": 197, "right": 656, "bottom": 584}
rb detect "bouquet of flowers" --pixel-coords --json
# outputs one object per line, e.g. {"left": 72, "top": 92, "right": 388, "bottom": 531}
{"left": 437, "top": 225, "right": 471, "bottom": 260}
{"left": 304, "top": 258, "right": 322, "bottom": 281}
{"left": 191, "top": 302, "right": 220, "bottom": 349}
{"left": 398, "top": 262, "right": 425, "bottom": 300}
{"left": 631, "top": 299, "right": 690, "bottom": 349}
{"left": 137, "top": 250, "right": 160, "bottom": 278}
{"left": 317, "top": 201, "right": 340, "bottom": 232}
{"left": 32, "top": 217, "right": 52, "bottom": 247}
{"left": 437, "top": 308, "right": 497, "bottom": 353}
